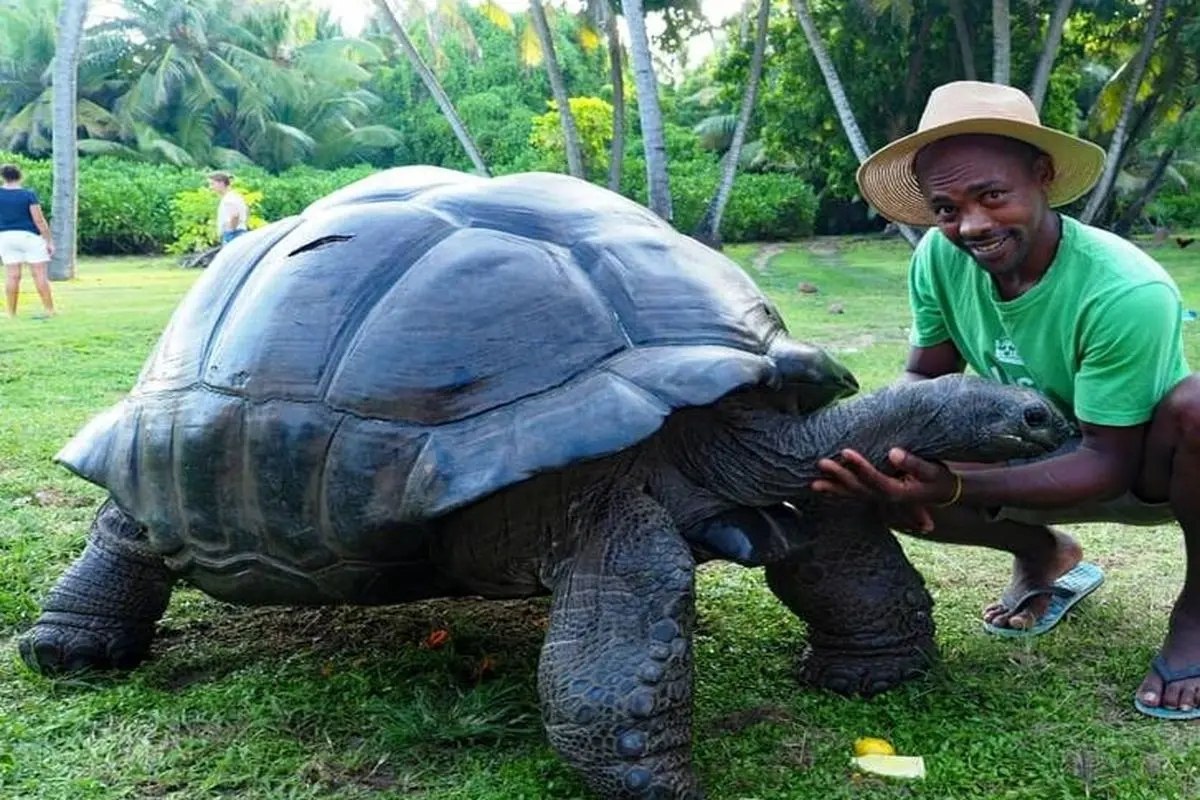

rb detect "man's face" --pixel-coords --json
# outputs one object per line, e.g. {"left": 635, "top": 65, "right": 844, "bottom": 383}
{"left": 914, "top": 135, "right": 1054, "bottom": 279}
{"left": 208, "top": 178, "right": 226, "bottom": 194}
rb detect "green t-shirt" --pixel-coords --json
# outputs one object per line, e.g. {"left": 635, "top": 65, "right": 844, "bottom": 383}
{"left": 908, "top": 215, "right": 1190, "bottom": 426}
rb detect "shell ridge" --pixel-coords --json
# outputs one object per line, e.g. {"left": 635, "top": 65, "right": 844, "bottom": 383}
{"left": 196, "top": 220, "right": 302, "bottom": 383}
{"left": 313, "top": 223, "right": 463, "bottom": 400}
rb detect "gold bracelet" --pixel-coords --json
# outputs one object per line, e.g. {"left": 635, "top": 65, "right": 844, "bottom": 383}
{"left": 934, "top": 473, "right": 963, "bottom": 508}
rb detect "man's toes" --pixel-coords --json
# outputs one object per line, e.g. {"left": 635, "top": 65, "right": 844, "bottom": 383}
{"left": 1137, "top": 670, "right": 1164, "bottom": 707}
{"left": 1178, "top": 684, "right": 1199, "bottom": 711}
{"left": 1164, "top": 679, "right": 1200, "bottom": 711}
{"left": 1008, "top": 611, "right": 1037, "bottom": 630}
{"left": 983, "top": 603, "right": 1008, "bottom": 623}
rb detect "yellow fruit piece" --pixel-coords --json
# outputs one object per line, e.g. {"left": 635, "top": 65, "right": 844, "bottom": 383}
{"left": 853, "top": 737, "right": 896, "bottom": 757}
{"left": 851, "top": 754, "right": 926, "bottom": 779}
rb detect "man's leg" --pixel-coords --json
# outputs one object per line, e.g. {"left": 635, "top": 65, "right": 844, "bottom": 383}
{"left": 5, "top": 263, "right": 20, "bottom": 317}
{"left": 29, "top": 262, "right": 54, "bottom": 316}
{"left": 1132, "top": 375, "right": 1200, "bottom": 713}
{"left": 903, "top": 505, "right": 1083, "bottom": 630}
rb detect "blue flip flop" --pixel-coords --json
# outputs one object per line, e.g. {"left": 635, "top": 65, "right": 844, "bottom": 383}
{"left": 1134, "top": 655, "right": 1200, "bottom": 720}
{"left": 983, "top": 561, "right": 1105, "bottom": 638}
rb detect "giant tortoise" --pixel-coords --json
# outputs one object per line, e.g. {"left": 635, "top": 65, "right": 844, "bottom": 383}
{"left": 21, "top": 167, "right": 1069, "bottom": 798}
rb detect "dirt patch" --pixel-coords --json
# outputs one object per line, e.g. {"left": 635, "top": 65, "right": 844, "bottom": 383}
{"left": 751, "top": 243, "right": 788, "bottom": 273}
{"left": 807, "top": 240, "right": 846, "bottom": 268}
{"left": 821, "top": 333, "right": 877, "bottom": 353}
{"left": 154, "top": 597, "right": 551, "bottom": 671}
{"left": 303, "top": 756, "right": 425, "bottom": 793}
{"left": 708, "top": 704, "right": 794, "bottom": 733}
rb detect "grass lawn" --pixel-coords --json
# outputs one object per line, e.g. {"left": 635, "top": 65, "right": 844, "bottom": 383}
{"left": 2, "top": 236, "right": 1199, "bottom": 799}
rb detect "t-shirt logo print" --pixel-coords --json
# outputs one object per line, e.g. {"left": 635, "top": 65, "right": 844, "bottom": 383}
{"left": 994, "top": 337, "right": 1026, "bottom": 366}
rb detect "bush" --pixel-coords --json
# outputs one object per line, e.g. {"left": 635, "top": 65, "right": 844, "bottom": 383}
{"left": 2, "top": 145, "right": 816, "bottom": 255}
{"left": 622, "top": 148, "right": 817, "bottom": 242}
{"left": 1150, "top": 190, "right": 1200, "bottom": 231}
{"left": 166, "top": 186, "right": 267, "bottom": 255}
{"left": 0, "top": 153, "right": 383, "bottom": 255}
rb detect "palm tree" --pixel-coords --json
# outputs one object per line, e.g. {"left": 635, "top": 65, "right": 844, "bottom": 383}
{"left": 1028, "top": 0, "right": 1074, "bottom": 111}
{"left": 0, "top": 0, "right": 111, "bottom": 153}
{"left": 789, "top": 0, "right": 921, "bottom": 247}
{"left": 527, "top": 0, "right": 585, "bottom": 177}
{"left": 1111, "top": 100, "right": 1198, "bottom": 236}
{"left": 1081, "top": 0, "right": 1167, "bottom": 224}
{"left": 372, "top": 0, "right": 490, "bottom": 175}
{"left": 50, "top": 0, "right": 89, "bottom": 281}
{"left": 992, "top": 0, "right": 1010, "bottom": 84}
{"left": 621, "top": 0, "right": 672, "bottom": 220}
{"left": 947, "top": 0, "right": 976, "bottom": 80}
{"left": 601, "top": 4, "right": 625, "bottom": 191}
{"left": 694, "top": 0, "right": 769, "bottom": 247}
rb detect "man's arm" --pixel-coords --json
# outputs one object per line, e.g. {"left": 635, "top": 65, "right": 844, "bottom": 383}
{"left": 952, "top": 421, "right": 1143, "bottom": 507}
{"left": 30, "top": 203, "right": 54, "bottom": 257}
{"left": 902, "top": 341, "right": 965, "bottom": 382}
{"left": 816, "top": 420, "right": 1145, "bottom": 516}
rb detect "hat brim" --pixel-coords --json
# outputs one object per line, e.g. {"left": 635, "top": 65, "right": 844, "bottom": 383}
{"left": 855, "top": 119, "right": 1107, "bottom": 226}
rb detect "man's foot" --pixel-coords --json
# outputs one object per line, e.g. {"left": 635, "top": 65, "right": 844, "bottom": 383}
{"left": 1136, "top": 603, "right": 1200, "bottom": 716}
{"left": 982, "top": 528, "right": 1083, "bottom": 630}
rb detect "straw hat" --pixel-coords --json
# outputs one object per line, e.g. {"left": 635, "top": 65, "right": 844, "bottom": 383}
{"left": 855, "top": 81, "right": 1106, "bottom": 226}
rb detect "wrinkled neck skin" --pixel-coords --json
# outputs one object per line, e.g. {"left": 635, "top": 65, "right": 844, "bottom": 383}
{"left": 663, "top": 380, "right": 1009, "bottom": 508}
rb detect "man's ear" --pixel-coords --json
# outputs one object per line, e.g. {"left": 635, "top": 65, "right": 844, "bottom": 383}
{"left": 1033, "top": 153, "right": 1055, "bottom": 189}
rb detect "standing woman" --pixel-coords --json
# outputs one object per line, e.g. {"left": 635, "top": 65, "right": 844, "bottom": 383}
{"left": 1, "top": 163, "right": 56, "bottom": 319}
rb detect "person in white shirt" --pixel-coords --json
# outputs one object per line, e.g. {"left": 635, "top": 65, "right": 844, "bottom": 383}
{"left": 208, "top": 171, "right": 249, "bottom": 244}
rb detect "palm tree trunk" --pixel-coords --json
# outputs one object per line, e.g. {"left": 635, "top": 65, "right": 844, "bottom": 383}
{"left": 620, "top": 0, "right": 672, "bottom": 220}
{"left": 992, "top": 0, "right": 1010, "bottom": 84}
{"left": 606, "top": 9, "right": 625, "bottom": 192}
{"left": 529, "top": 0, "right": 585, "bottom": 178}
{"left": 947, "top": 0, "right": 977, "bottom": 80}
{"left": 1080, "top": 0, "right": 1166, "bottom": 225}
{"left": 1111, "top": 144, "right": 1178, "bottom": 238}
{"left": 1028, "top": 0, "right": 1073, "bottom": 111}
{"left": 374, "top": 0, "right": 491, "bottom": 176}
{"left": 790, "top": 0, "right": 921, "bottom": 247}
{"left": 50, "top": 0, "right": 89, "bottom": 281}
{"left": 695, "top": 0, "right": 770, "bottom": 248}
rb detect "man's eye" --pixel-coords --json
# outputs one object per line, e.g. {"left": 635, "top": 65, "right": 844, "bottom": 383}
{"left": 985, "top": 190, "right": 1005, "bottom": 200}
{"left": 934, "top": 205, "right": 955, "bottom": 216}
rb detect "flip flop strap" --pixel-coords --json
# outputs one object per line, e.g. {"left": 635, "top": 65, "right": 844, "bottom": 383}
{"left": 1151, "top": 654, "right": 1200, "bottom": 684}
{"left": 999, "top": 583, "right": 1075, "bottom": 613}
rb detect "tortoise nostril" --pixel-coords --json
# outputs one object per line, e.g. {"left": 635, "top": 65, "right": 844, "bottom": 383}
{"left": 1023, "top": 404, "right": 1050, "bottom": 427}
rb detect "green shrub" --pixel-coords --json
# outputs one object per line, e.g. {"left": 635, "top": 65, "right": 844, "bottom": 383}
{"left": 166, "top": 186, "right": 267, "bottom": 255}
{"left": 1, "top": 145, "right": 816, "bottom": 255}
{"left": 1150, "top": 190, "right": 1200, "bottom": 230}
{"left": 529, "top": 96, "right": 615, "bottom": 180}
{"left": 243, "top": 164, "right": 377, "bottom": 221}
{"left": 622, "top": 146, "right": 817, "bottom": 243}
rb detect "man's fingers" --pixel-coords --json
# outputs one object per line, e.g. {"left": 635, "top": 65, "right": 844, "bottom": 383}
{"left": 890, "top": 448, "right": 946, "bottom": 481}
{"left": 912, "top": 505, "right": 934, "bottom": 532}
{"left": 817, "top": 459, "right": 872, "bottom": 494}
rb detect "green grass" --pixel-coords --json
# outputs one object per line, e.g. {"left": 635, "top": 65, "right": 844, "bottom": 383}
{"left": 3, "top": 237, "right": 1200, "bottom": 799}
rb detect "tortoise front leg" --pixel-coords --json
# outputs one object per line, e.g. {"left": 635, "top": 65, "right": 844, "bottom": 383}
{"left": 539, "top": 484, "right": 701, "bottom": 800}
{"left": 20, "top": 499, "right": 174, "bottom": 675}
{"left": 765, "top": 498, "right": 936, "bottom": 697}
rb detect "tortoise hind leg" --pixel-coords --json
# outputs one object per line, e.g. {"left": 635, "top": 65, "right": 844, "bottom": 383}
{"left": 20, "top": 499, "right": 174, "bottom": 675}
{"left": 539, "top": 484, "right": 702, "bottom": 799}
{"left": 765, "top": 499, "right": 936, "bottom": 697}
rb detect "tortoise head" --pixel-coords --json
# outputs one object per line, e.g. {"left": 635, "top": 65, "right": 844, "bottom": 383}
{"left": 884, "top": 374, "right": 1074, "bottom": 464}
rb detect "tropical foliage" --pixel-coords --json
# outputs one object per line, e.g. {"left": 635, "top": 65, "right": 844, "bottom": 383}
{"left": 1, "top": 0, "right": 1195, "bottom": 252}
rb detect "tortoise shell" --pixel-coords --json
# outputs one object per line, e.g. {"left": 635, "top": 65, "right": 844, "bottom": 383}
{"left": 57, "top": 167, "right": 854, "bottom": 591}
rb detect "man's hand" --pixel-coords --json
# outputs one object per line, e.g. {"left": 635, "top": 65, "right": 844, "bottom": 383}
{"left": 812, "top": 448, "right": 961, "bottom": 532}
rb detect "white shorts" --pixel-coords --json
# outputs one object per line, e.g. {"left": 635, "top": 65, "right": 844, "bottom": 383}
{"left": 0, "top": 230, "right": 50, "bottom": 265}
